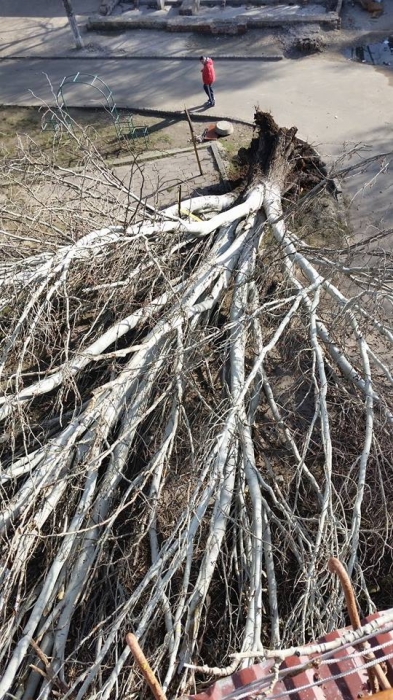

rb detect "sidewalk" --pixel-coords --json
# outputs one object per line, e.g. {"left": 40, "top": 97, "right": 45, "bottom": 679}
{"left": 0, "top": 0, "right": 335, "bottom": 60}
{"left": 0, "top": 14, "right": 282, "bottom": 59}
{"left": 114, "top": 143, "right": 223, "bottom": 207}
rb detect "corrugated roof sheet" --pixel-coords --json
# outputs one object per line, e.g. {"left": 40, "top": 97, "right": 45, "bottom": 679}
{"left": 180, "top": 611, "right": 393, "bottom": 700}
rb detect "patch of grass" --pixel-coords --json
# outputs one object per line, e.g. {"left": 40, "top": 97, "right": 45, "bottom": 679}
{"left": 0, "top": 107, "right": 254, "bottom": 176}
{"left": 0, "top": 106, "right": 183, "bottom": 166}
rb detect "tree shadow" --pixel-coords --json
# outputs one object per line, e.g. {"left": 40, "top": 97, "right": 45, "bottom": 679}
{"left": 141, "top": 115, "right": 182, "bottom": 134}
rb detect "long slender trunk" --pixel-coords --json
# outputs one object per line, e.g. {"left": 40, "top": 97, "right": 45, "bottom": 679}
{"left": 61, "top": 0, "right": 84, "bottom": 49}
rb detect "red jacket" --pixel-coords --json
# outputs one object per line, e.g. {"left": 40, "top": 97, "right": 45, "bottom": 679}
{"left": 201, "top": 58, "right": 215, "bottom": 85}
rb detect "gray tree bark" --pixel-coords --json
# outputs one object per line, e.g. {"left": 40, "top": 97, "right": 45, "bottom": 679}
{"left": 61, "top": 0, "right": 84, "bottom": 50}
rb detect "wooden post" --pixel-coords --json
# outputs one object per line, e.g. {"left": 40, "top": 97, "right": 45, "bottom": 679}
{"left": 184, "top": 107, "right": 204, "bottom": 177}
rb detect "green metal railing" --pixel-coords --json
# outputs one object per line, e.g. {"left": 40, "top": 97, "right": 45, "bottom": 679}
{"left": 41, "top": 72, "right": 149, "bottom": 144}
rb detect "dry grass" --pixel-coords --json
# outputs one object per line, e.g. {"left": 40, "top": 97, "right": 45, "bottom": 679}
{"left": 0, "top": 105, "right": 254, "bottom": 169}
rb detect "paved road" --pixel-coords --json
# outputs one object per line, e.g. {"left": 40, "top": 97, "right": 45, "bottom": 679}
{"left": 1, "top": 0, "right": 393, "bottom": 231}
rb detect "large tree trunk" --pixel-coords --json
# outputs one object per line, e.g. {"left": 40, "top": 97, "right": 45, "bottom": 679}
{"left": 0, "top": 111, "right": 392, "bottom": 699}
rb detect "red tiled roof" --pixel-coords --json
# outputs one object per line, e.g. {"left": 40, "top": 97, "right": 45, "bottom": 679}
{"left": 180, "top": 612, "right": 393, "bottom": 700}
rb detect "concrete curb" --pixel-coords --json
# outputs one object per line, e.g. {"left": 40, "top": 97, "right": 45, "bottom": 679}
{"left": 106, "top": 141, "right": 213, "bottom": 166}
{"left": 127, "top": 142, "right": 225, "bottom": 174}
{"left": 0, "top": 54, "right": 283, "bottom": 62}
{"left": 0, "top": 142, "right": 228, "bottom": 190}
{"left": 106, "top": 141, "right": 228, "bottom": 181}
{"left": 88, "top": 10, "right": 340, "bottom": 31}
{"left": 210, "top": 141, "right": 228, "bottom": 179}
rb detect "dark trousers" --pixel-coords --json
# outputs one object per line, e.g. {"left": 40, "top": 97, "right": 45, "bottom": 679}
{"left": 203, "top": 83, "right": 215, "bottom": 104}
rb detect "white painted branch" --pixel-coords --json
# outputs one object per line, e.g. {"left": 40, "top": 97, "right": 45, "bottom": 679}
{"left": 264, "top": 182, "right": 393, "bottom": 422}
{"left": 0, "top": 285, "right": 181, "bottom": 420}
{"left": 163, "top": 192, "right": 237, "bottom": 217}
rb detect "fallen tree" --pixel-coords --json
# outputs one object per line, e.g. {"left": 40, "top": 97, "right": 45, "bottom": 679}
{"left": 0, "top": 111, "right": 392, "bottom": 699}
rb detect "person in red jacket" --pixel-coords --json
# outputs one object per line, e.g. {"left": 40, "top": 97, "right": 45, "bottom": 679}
{"left": 200, "top": 56, "right": 216, "bottom": 107}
